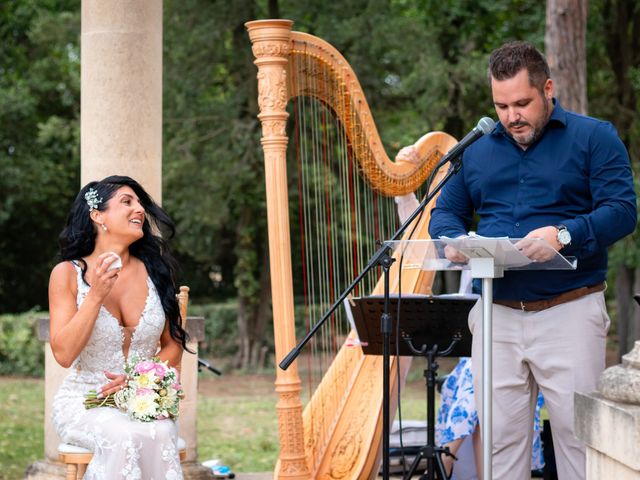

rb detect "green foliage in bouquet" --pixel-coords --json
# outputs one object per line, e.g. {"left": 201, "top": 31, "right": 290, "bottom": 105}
{"left": 84, "top": 357, "right": 183, "bottom": 422}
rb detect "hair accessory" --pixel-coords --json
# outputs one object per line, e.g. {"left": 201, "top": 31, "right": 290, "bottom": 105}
{"left": 85, "top": 188, "right": 103, "bottom": 211}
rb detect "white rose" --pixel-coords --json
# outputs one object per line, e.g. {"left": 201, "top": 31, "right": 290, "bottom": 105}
{"left": 129, "top": 392, "right": 158, "bottom": 419}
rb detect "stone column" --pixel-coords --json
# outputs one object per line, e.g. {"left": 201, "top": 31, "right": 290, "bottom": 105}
{"left": 575, "top": 341, "right": 640, "bottom": 479}
{"left": 25, "top": 2, "right": 212, "bottom": 478}
{"left": 80, "top": 0, "right": 163, "bottom": 201}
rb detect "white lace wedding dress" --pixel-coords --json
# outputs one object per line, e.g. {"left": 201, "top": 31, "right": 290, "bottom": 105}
{"left": 52, "top": 262, "right": 183, "bottom": 480}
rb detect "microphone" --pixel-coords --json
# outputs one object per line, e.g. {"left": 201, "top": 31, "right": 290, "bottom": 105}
{"left": 198, "top": 358, "right": 222, "bottom": 375}
{"left": 435, "top": 117, "right": 496, "bottom": 169}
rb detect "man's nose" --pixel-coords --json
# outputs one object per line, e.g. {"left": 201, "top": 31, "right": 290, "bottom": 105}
{"left": 508, "top": 108, "right": 521, "bottom": 123}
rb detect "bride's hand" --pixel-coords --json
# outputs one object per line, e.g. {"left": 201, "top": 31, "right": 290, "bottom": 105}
{"left": 87, "top": 253, "right": 121, "bottom": 302}
{"left": 98, "top": 371, "right": 128, "bottom": 398}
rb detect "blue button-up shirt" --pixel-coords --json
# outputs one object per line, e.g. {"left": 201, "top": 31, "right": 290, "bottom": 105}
{"left": 429, "top": 100, "right": 637, "bottom": 300}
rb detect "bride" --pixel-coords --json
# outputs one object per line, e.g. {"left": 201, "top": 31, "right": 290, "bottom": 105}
{"left": 49, "top": 175, "right": 189, "bottom": 479}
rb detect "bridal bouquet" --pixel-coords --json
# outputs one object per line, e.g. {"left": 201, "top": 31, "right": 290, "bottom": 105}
{"left": 84, "top": 357, "right": 183, "bottom": 422}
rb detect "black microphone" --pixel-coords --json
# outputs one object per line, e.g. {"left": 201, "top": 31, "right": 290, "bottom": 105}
{"left": 198, "top": 358, "right": 222, "bottom": 375}
{"left": 435, "top": 117, "right": 496, "bottom": 169}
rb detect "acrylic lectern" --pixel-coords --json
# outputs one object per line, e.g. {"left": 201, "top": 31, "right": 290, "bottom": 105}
{"left": 384, "top": 237, "right": 577, "bottom": 480}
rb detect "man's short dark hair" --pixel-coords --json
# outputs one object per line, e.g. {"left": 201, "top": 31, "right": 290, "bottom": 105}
{"left": 488, "top": 41, "right": 550, "bottom": 91}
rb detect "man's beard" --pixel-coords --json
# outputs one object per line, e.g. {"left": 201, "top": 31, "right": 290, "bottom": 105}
{"left": 507, "top": 99, "right": 550, "bottom": 147}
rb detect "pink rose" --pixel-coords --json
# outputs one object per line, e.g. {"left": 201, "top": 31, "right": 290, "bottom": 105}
{"left": 154, "top": 363, "right": 167, "bottom": 378}
{"left": 134, "top": 360, "right": 156, "bottom": 374}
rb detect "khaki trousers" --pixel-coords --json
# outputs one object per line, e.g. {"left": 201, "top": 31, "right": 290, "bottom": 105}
{"left": 469, "top": 292, "right": 610, "bottom": 480}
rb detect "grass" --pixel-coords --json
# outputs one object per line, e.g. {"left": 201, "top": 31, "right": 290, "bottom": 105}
{"left": 196, "top": 364, "right": 433, "bottom": 473}
{"left": 197, "top": 388, "right": 279, "bottom": 471}
{"left": 0, "top": 362, "right": 433, "bottom": 479}
{"left": 0, "top": 378, "right": 44, "bottom": 480}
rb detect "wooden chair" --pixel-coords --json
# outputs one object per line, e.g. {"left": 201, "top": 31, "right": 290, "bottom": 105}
{"left": 59, "top": 438, "right": 187, "bottom": 480}
{"left": 58, "top": 286, "right": 190, "bottom": 479}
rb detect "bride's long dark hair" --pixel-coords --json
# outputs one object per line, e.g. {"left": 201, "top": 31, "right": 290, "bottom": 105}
{"left": 58, "top": 175, "right": 190, "bottom": 352}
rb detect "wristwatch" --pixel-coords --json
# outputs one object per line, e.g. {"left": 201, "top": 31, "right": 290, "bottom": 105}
{"left": 556, "top": 225, "right": 571, "bottom": 248}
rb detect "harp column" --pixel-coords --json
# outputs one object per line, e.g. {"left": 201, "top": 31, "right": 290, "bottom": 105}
{"left": 246, "top": 20, "right": 311, "bottom": 480}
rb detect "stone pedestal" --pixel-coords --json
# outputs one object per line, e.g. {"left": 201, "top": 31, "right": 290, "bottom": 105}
{"left": 574, "top": 340, "right": 640, "bottom": 480}
{"left": 575, "top": 392, "right": 640, "bottom": 479}
{"left": 27, "top": 316, "right": 212, "bottom": 480}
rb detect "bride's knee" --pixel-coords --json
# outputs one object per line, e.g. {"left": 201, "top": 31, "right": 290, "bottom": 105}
{"left": 152, "top": 419, "right": 178, "bottom": 442}
{"left": 92, "top": 417, "right": 177, "bottom": 447}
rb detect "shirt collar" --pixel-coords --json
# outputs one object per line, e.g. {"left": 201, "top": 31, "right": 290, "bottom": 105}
{"left": 493, "top": 97, "right": 566, "bottom": 137}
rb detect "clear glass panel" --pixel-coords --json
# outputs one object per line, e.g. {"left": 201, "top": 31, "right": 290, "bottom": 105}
{"left": 385, "top": 237, "right": 577, "bottom": 272}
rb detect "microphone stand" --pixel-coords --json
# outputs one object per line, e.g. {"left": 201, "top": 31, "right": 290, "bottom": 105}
{"left": 279, "top": 154, "right": 465, "bottom": 480}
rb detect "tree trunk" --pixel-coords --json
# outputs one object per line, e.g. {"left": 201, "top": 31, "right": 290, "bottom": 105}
{"left": 249, "top": 245, "right": 272, "bottom": 368}
{"left": 602, "top": 0, "right": 640, "bottom": 356}
{"left": 603, "top": 0, "right": 640, "bottom": 154}
{"left": 234, "top": 208, "right": 259, "bottom": 370}
{"left": 634, "top": 266, "right": 640, "bottom": 349}
{"left": 615, "top": 264, "right": 633, "bottom": 361}
{"left": 545, "top": 0, "right": 588, "bottom": 114}
{"left": 268, "top": 0, "right": 280, "bottom": 19}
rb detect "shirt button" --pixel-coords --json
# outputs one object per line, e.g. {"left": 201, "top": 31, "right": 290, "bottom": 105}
{"left": 516, "top": 222, "right": 520, "bottom": 227}
{"left": 520, "top": 179, "right": 524, "bottom": 184}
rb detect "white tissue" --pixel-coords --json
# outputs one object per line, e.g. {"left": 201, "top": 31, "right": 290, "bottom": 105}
{"left": 106, "top": 252, "right": 122, "bottom": 270}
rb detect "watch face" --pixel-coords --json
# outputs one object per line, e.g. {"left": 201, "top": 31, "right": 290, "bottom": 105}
{"left": 558, "top": 229, "right": 571, "bottom": 245}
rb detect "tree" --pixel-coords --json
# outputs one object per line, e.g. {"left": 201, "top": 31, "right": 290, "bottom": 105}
{"left": 162, "top": 0, "right": 546, "bottom": 368}
{"left": 587, "top": 0, "right": 640, "bottom": 358}
{"left": 163, "top": 0, "right": 273, "bottom": 369}
{"left": 0, "top": 1, "right": 80, "bottom": 313}
{"left": 545, "top": 0, "right": 588, "bottom": 114}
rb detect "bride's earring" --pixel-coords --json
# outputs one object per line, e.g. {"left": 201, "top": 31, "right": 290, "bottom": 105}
{"left": 101, "top": 224, "right": 107, "bottom": 232}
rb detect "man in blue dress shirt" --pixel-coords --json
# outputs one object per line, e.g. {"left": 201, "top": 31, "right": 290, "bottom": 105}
{"left": 429, "top": 41, "right": 636, "bottom": 479}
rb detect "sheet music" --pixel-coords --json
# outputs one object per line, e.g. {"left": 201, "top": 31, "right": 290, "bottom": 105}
{"left": 439, "top": 233, "right": 533, "bottom": 268}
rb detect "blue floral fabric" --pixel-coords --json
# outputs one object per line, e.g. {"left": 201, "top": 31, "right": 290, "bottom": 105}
{"left": 435, "top": 357, "right": 544, "bottom": 470}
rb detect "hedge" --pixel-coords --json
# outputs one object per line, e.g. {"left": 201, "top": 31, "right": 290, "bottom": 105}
{"left": 0, "top": 309, "right": 45, "bottom": 377}
{"left": 0, "top": 301, "right": 313, "bottom": 376}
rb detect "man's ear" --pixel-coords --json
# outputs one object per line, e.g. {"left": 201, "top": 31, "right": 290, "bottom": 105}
{"left": 544, "top": 78, "right": 554, "bottom": 101}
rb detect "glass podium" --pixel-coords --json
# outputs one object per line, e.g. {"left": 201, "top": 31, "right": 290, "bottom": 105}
{"left": 384, "top": 237, "right": 576, "bottom": 480}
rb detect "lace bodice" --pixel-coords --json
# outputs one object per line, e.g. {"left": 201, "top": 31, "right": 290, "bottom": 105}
{"left": 70, "top": 261, "right": 166, "bottom": 379}
{"left": 52, "top": 261, "right": 183, "bottom": 479}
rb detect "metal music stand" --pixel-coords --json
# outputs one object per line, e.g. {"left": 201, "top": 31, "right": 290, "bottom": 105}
{"left": 351, "top": 294, "right": 475, "bottom": 479}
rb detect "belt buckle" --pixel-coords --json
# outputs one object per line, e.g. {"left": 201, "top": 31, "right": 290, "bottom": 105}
{"left": 520, "top": 301, "right": 527, "bottom": 312}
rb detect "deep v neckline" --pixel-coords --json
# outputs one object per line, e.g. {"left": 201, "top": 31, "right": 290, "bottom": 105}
{"left": 101, "top": 276, "right": 153, "bottom": 332}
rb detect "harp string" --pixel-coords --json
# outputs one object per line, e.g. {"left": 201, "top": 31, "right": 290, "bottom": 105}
{"left": 290, "top": 39, "right": 400, "bottom": 463}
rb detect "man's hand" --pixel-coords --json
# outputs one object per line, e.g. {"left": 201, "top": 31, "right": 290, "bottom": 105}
{"left": 444, "top": 244, "right": 469, "bottom": 263}
{"left": 515, "top": 226, "right": 561, "bottom": 262}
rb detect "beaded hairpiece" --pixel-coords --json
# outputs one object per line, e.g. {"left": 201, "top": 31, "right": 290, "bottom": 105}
{"left": 84, "top": 188, "right": 103, "bottom": 211}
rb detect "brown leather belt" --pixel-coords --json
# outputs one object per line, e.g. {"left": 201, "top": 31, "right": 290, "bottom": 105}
{"left": 494, "top": 282, "right": 606, "bottom": 312}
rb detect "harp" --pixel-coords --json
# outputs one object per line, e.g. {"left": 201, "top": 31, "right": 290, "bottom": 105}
{"left": 246, "top": 19, "right": 457, "bottom": 479}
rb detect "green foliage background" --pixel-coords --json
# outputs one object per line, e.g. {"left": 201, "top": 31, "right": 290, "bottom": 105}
{"left": 0, "top": 311, "right": 45, "bottom": 376}
{"left": 1, "top": 0, "right": 638, "bottom": 357}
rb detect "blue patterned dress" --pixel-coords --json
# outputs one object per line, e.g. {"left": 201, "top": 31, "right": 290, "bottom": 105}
{"left": 435, "top": 357, "right": 544, "bottom": 470}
